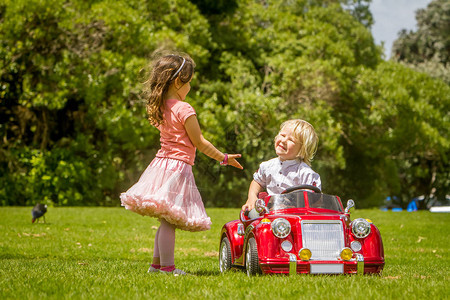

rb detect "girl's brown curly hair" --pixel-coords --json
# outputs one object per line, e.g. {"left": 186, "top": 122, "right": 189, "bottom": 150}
{"left": 143, "top": 53, "right": 195, "bottom": 126}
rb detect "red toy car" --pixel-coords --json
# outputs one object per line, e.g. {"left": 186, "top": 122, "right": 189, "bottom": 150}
{"left": 219, "top": 185, "right": 384, "bottom": 275}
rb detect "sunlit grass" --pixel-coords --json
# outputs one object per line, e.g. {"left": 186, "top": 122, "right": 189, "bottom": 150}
{"left": 0, "top": 207, "right": 448, "bottom": 299}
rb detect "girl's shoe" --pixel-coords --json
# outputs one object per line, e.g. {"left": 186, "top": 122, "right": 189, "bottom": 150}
{"left": 147, "top": 264, "right": 161, "bottom": 273}
{"left": 147, "top": 265, "right": 160, "bottom": 273}
{"left": 159, "top": 268, "right": 188, "bottom": 276}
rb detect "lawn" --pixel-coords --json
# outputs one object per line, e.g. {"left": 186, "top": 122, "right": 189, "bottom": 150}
{"left": 0, "top": 206, "right": 448, "bottom": 299}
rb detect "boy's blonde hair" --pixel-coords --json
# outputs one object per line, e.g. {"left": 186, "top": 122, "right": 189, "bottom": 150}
{"left": 279, "top": 119, "right": 318, "bottom": 166}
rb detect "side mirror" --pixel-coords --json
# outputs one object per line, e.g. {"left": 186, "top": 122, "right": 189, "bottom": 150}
{"left": 345, "top": 199, "right": 355, "bottom": 214}
{"left": 255, "top": 198, "right": 267, "bottom": 214}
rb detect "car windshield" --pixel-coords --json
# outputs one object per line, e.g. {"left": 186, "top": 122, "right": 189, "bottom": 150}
{"left": 308, "top": 193, "right": 343, "bottom": 211}
{"left": 267, "top": 192, "right": 306, "bottom": 211}
{"left": 267, "top": 191, "right": 343, "bottom": 212}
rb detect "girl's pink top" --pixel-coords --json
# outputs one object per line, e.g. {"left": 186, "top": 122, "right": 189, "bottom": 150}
{"left": 155, "top": 98, "right": 197, "bottom": 165}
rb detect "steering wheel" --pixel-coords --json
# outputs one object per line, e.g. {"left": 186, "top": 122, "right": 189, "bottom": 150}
{"left": 281, "top": 184, "right": 321, "bottom": 194}
{"left": 240, "top": 209, "right": 250, "bottom": 222}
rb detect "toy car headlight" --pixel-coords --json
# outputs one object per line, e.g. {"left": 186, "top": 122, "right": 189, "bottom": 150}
{"left": 271, "top": 218, "right": 291, "bottom": 238}
{"left": 351, "top": 240, "right": 362, "bottom": 252}
{"left": 299, "top": 248, "right": 312, "bottom": 261}
{"left": 351, "top": 218, "right": 371, "bottom": 238}
{"left": 281, "top": 240, "right": 293, "bottom": 252}
{"left": 340, "top": 247, "right": 353, "bottom": 261}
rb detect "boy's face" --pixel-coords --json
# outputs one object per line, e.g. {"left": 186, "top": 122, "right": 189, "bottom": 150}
{"left": 274, "top": 125, "right": 301, "bottom": 161}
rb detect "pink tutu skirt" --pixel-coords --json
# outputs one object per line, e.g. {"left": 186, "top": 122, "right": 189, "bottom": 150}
{"left": 120, "top": 157, "right": 211, "bottom": 232}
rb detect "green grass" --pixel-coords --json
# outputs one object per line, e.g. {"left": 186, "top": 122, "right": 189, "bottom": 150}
{"left": 1, "top": 207, "right": 449, "bottom": 299}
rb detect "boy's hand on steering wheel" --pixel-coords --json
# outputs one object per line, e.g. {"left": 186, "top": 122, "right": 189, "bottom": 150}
{"left": 242, "top": 201, "right": 254, "bottom": 212}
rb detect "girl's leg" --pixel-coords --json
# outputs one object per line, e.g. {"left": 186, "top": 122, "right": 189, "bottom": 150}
{"left": 152, "top": 226, "right": 161, "bottom": 266}
{"left": 158, "top": 219, "right": 176, "bottom": 267}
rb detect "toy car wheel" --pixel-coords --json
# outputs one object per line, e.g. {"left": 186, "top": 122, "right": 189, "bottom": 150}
{"left": 219, "top": 236, "right": 232, "bottom": 273}
{"left": 246, "top": 237, "right": 261, "bottom": 276}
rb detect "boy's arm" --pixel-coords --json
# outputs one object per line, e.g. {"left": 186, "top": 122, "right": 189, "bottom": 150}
{"left": 242, "top": 180, "right": 264, "bottom": 212}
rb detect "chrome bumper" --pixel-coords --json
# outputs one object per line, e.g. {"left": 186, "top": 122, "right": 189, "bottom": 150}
{"left": 286, "top": 253, "right": 365, "bottom": 275}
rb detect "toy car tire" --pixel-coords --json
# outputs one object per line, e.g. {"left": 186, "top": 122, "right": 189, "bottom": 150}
{"left": 246, "top": 237, "right": 261, "bottom": 276}
{"left": 219, "top": 236, "right": 232, "bottom": 272}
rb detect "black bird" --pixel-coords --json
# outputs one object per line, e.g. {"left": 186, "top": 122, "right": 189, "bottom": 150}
{"left": 32, "top": 203, "right": 47, "bottom": 223}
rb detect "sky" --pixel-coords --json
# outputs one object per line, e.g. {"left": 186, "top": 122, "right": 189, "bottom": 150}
{"left": 369, "top": 0, "right": 432, "bottom": 59}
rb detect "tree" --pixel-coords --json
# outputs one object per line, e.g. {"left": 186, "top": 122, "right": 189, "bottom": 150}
{"left": 0, "top": 0, "right": 212, "bottom": 205}
{"left": 343, "top": 61, "right": 449, "bottom": 207}
{"left": 0, "top": 0, "right": 448, "bottom": 208}
{"left": 392, "top": 0, "right": 450, "bottom": 84}
{"left": 190, "top": 0, "right": 382, "bottom": 206}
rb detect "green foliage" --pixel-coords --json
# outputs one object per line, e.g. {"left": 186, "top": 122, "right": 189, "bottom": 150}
{"left": 190, "top": 0, "right": 238, "bottom": 16}
{"left": 191, "top": 1, "right": 381, "bottom": 206}
{"left": 1, "top": 0, "right": 448, "bottom": 207}
{"left": 343, "top": 0, "right": 374, "bottom": 28}
{"left": 0, "top": 0, "right": 209, "bottom": 206}
{"left": 335, "top": 61, "right": 450, "bottom": 206}
{"left": 392, "top": 0, "right": 450, "bottom": 84}
{"left": 0, "top": 207, "right": 449, "bottom": 298}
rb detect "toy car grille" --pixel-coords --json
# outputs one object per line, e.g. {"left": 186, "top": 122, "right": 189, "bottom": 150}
{"left": 301, "top": 220, "right": 345, "bottom": 260}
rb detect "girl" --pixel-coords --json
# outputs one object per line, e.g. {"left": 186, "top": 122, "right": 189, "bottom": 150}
{"left": 242, "top": 119, "right": 321, "bottom": 214}
{"left": 121, "top": 53, "right": 242, "bottom": 275}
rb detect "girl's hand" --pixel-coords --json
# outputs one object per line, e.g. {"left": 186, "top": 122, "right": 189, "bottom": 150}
{"left": 227, "top": 154, "right": 243, "bottom": 169}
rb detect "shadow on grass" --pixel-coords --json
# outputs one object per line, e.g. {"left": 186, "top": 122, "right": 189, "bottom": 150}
{"left": 189, "top": 270, "right": 222, "bottom": 276}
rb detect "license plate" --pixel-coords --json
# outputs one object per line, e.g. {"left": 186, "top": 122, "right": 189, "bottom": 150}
{"left": 310, "top": 264, "right": 344, "bottom": 274}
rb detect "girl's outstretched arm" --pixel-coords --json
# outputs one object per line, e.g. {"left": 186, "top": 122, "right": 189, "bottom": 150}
{"left": 185, "top": 115, "right": 243, "bottom": 169}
